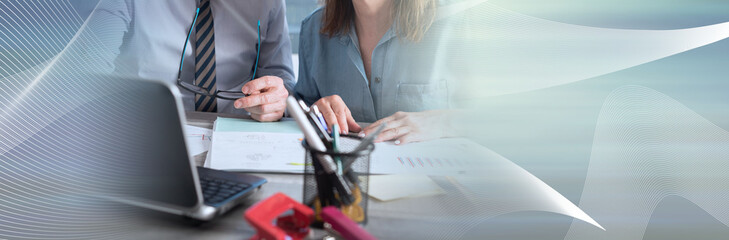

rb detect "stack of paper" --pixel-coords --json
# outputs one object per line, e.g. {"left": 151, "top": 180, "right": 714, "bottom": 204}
{"left": 203, "top": 117, "right": 491, "bottom": 175}
{"left": 184, "top": 125, "right": 213, "bottom": 156}
{"left": 366, "top": 175, "right": 446, "bottom": 201}
{"left": 206, "top": 117, "right": 306, "bottom": 173}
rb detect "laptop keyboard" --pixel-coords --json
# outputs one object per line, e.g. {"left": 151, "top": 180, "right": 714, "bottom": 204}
{"left": 200, "top": 176, "right": 251, "bottom": 205}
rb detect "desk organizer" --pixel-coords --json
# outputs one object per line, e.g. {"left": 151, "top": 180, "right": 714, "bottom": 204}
{"left": 301, "top": 135, "right": 374, "bottom": 227}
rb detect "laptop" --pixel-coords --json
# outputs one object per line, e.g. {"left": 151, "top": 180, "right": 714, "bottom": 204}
{"left": 101, "top": 78, "right": 266, "bottom": 221}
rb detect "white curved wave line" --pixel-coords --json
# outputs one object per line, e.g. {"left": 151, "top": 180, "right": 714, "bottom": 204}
{"left": 0, "top": 7, "right": 49, "bottom": 77}
{"left": 444, "top": 141, "right": 605, "bottom": 230}
{"left": 0, "top": 2, "right": 75, "bottom": 154}
{"left": 565, "top": 85, "right": 729, "bottom": 239}
{"left": 19, "top": 1, "right": 67, "bottom": 54}
{"left": 0, "top": 1, "right": 113, "bottom": 156}
{"left": 436, "top": 1, "right": 729, "bottom": 97}
{"left": 436, "top": 0, "right": 490, "bottom": 21}
{"left": 1, "top": 1, "right": 99, "bottom": 118}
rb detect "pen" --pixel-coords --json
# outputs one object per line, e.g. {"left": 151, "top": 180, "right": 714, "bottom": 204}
{"left": 332, "top": 124, "right": 343, "bottom": 175}
{"left": 312, "top": 154, "right": 331, "bottom": 206}
{"left": 288, "top": 98, "right": 337, "bottom": 174}
{"left": 312, "top": 105, "right": 329, "bottom": 133}
{"left": 340, "top": 122, "right": 386, "bottom": 175}
{"left": 353, "top": 123, "right": 386, "bottom": 153}
{"left": 299, "top": 100, "right": 332, "bottom": 145}
{"left": 308, "top": 110, "right": 332, "bottom": 144}
{"left": 298, "top": 99, "right": 310, "bottom": 112}
{"left": 287, "top": 96, "right": 354, "bottom": 205}
{"left": 297, "top": 100, "right": 331, "bottom": 144}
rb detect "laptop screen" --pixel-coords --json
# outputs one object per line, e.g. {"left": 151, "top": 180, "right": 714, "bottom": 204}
{"left": 80, "top": 77, "right": 200, "bottom": 208}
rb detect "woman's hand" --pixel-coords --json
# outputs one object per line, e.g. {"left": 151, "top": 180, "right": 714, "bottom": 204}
{"left": 360, "top": 110, "right": 455, "bottom": 145}
{"left": 313, "top": 95, "right": 361, "bottom": 134}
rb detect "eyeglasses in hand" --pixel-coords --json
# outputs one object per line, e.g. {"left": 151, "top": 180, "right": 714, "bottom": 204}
{"left": 175, "top": 7, "right": 261, "bottom": 100}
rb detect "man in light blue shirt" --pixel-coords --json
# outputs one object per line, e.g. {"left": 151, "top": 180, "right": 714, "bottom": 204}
{"left": 92, "top": 0, "right": 294, "bottom": 121}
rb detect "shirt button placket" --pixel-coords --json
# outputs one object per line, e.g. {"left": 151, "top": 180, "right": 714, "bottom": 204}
{"left": 373, "top": 76, "right": 382, "bottom": 119}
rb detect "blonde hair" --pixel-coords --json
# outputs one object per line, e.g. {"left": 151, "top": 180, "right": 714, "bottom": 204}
{"left": 320, "top": 0, "right": 436, "bottom": 42}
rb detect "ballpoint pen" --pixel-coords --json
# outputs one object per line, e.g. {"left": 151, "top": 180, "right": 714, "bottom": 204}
{"left": 340, "top": 123, "right": 386, "bottom": 174}
{"left": 353, "top": 123, "right": 386, "bottom": 153}
{"left": 332, "top": 124, "right": 343, "bottom": 175}
{"left": 298, "top": 99, "right": 332, "bottom": 144}
{"left": 312, "top": 153, "right": 334, "bottom": 207}
{"left": 287, "top": 96, "right": 354, "bottom": 205}
{"left": 308, "top": 110, "right": 332, "bottom": 144}
{"left": 298, "top": 99, "right": 310, "bottom": 112}
{"left": 312, "top": 105, "right": 329, "bottom": 133}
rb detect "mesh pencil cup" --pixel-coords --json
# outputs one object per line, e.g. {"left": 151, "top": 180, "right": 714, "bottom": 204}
{"left": 301, "top": 135, "right": 374, "bottom": 226}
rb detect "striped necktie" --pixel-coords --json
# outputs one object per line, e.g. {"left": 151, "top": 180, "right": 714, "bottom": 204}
{"left": 194, "top": 0, "right": 217, "bottom": 112}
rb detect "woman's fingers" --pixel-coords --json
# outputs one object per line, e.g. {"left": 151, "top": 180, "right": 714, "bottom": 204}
{"left": 313, "top": 95, "right": 355, "bottom": 134}
{"left": 375, "top": 120, "right": 410, "bottom": 143}
{"left": 346, "top": 109, "right": 362, "bottom": 133}
{"left": 395, "top": 133, "right": 423, "bottom": 145}
{"left": 362, "top": 111, "right": 409, "bottom": 137}
{"left": 331, "top": 102, "right": 352, "bottom": 134}
{"left": 317, "top": 103, "right": 338, "bottom": 132}
{"left": 362, "top": 115, "right": 395, "bottom": 136}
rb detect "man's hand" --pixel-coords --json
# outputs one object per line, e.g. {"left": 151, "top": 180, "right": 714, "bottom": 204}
{"left": 234, "top": 76, "right": 288, "bottom": 122}
{"left": 361, "top": 110, "right": 454, "bottom": 145}
{"left": 313, "top": 95, "right": 361, "bottom": 134}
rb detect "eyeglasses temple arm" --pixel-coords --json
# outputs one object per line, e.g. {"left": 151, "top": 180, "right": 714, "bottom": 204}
{"left": 251, "top": 20, "right": 261, "bottom": 80}
{"left": 178, "top": 8, "right": 201, "bottom": 82}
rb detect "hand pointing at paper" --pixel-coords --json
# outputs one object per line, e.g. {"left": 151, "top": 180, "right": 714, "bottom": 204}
{"left": 361, "top": 110, "right": 458, "bottom": 145}
{"left": 313, "top": 95, "right": 361, "bottom": 134}
{"left": 234, "top": 76, "right": 289, "bottom": 122}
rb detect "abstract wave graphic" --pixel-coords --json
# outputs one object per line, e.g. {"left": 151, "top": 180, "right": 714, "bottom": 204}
{"left": 1, "top": 1, "right": 155, "bottom": 239}
{"left": 565, "top": 85, "right": 729, "bottom": 240}
{"left": 437, "top": 1, "right": 729, "bottom": 97}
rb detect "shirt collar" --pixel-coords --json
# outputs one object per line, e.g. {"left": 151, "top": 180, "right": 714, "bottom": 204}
{"left": 337, "top": 21, "right": 397, "bottom": 47}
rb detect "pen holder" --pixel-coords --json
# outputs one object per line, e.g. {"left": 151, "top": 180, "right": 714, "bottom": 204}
{"left": 302, "top": 135, "right": 374, "bottom": 227}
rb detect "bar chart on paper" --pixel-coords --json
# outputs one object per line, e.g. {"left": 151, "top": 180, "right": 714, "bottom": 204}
{"left": 370, "top": 139, "right": 489, "bottom": 175}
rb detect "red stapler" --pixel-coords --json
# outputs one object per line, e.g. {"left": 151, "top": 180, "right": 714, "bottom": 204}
{"left": 245, "top": 193, "right": 314, "bottom": 240}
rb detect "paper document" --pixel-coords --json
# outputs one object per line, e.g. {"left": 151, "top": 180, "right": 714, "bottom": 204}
{"left": 203, "top": 120, "right": 219, "bottom": 168}
{"left": 369, "top": 138, "right": 489, "bottom": 175}
{"left": 209, "top": 118, "right": 489, "bottom": 174}
{"left": 366, "top": 174, "right": 446, "bottom": 201}
{"left": 184, "top": 125, "right": 213, "bottom": 156}
{"left": 215, "top": 117, "right": 300, "bottom": 133}
{"left": 209, "top": 131, "right": 305, "bottom": 172}
{"left": 207, "top": 117, "right": 305, "bottom": 173}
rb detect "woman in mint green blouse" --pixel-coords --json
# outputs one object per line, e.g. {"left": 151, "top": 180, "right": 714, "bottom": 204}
{"left": 294, "top": 0, "right": 459, "bottom": 144}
